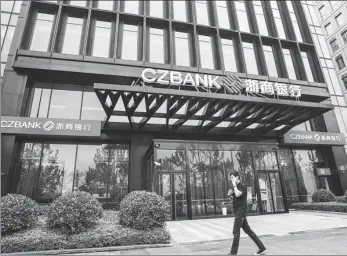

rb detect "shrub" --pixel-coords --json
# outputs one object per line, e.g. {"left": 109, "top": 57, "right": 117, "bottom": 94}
{"left": 1, "top": 194, "right": 40, "bottom": 234}
{"left": 47, "top": 191, "right": 103, "bottom": 234}
{"left": 291, "top": 202, "right": 347, "bottom": 213}
{"left": 38, "top": 204, "right": 51, "bottom": 216}
{"left": 312, "top": 189, "right": 336, "bottom": 202}
{"left": 336, "top": 196, "right": 347, "bottom": 203}
{"left": 119, "top": 191, "right": 170, "bottom": 230}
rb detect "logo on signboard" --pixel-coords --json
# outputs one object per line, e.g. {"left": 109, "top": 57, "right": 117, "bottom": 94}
{"left": 138, "top": 68, "right": 301, "bottom": 99}
{"left": 314, "top": 134, "right": 321, "bottom": 142}
{"left": 43, "top": 121, "right": 55, "bottom": 131}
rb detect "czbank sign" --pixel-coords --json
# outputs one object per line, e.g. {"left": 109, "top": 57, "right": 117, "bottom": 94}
{"left": 283, "top": 131, "right": 346, "bottom": 146}
{"left": 1, "top": 116, "right": 101, "bottom": 137}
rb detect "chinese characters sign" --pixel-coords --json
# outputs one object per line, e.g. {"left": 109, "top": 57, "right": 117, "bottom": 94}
{"left": 244, "top": 79, "right": 301, "bottom": 99}
{"left": 1, "top": 116, "right": 101, "bottom": 137}
{"left": 282, "top": 131, "right": 346, "bottom": 146}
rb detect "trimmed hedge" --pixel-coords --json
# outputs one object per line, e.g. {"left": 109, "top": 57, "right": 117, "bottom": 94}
{"left": 336, "top": 195, "right": 347, "bottom": 203}
{"left": 119, "top": 191, "right": 170, "bottom": 230}
{"left": 1, "top": 194, "right": 40, "bottom": 234}
{"left": 47, "top": 191, "right": 103, "bottom": 234}
{"left": 312, "top": 189, "right": 336, "bottom": 203}
{"left": 0, "top": 211, "right": 170, "bottom": 253}
{"left": 292, "top": 202, "right": 347, "bottom": 213}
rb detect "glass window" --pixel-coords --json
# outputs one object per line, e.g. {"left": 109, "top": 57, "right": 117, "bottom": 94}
{"left": 318, "top": 35, "right": 331, "bottom": 58}
{"left": 124, "top": 0, "right": 139, "bottom": 14}
{"left": 149, "top": 0, "right": 163, "bottom": 18}
{"left": 336, "top": 55, "right": 346, "bottom": 70}
{"left": 29, "top": 88, "right": 42, "bottom": 117}
{"left": 325, "top": 23, "right": 334, "bottom": 36}
{"left": 195, "top": 1, "right": 209, "bottom": 26}
{"left": 70, "top": 1, "right": 86, "bottom": 7}
{"left": 283, "top": 48, "right": 297, "bottom": 80}
{"left": 38, "top": 89, "right": 51, "bottom": 118}
{"left": 263, "top": 45, "right": 278, "bottom": 77}
{"left": 81, "top": 91, "right": 106, "bottom": 120}
{"left": 13, "top": 0, "right": 22, "bottom": 13}
{"left": 243, "top": 42, "right": 258, "bottom": 75}
{"left": 287, "top": 1, "right": 303, "bottom": 42}
{"left": 342, "top": 74, "right": 347, "bottom": 89}
{"left": 1, "top": 25, "right": 6, "bottom": 46}
{"left": 270, "top": 1, "right": 286, "bottom": 39}
{"left": 318, "top": 4, "right": 331, "bottom": 19}
{"left": 92, "top": 20, "right": 111, "bottom": 58}
{"left": 1, "top": 26, "right": 14, "bottom": 62}
{"left": 253, "top": 1, "right": 268, "bottom": 36}
{"left": 216, "top": 1, "right": 230, "bottom": 29}
{"left": 98, "top": 0, "right": 114, "bottom": 11}
{"left": 235, "top": 1, "right": 250, "bottom": 33}
{"left": 330, "top": 39, "right": 339, "bottom": 52}
{"left": 9, "top": 13, "right": 18, "bottom": 26}
{"left": 329, "top": 68, "right": 342, "bottom": 95}
{"left": 336, "top": 13, "right": 347, "bottom": 26}
{"left": 174, "top": 31, "right": 190, "bottom": 66}
{"left": 62, "top": 17, "right": 83, "bottom": 55}
{"left": 30, "top": 13, "right": 55, "bottom": 52}
{"left": 1, "top": 63, "right": 5, "bottom": 77}
{"left": 301, "top": 52, "right": 314, "bottom": 82}
{"left": 48, "top": 89, "right": 82, "bottom": 119}
{"left": 198, "top": 35, "right": 214, "bottom": 69}
{"left": 1, "top": 1, "right": 14, "bottom": 12}
{"left": 335, "top": 108, "right": 347, "bottom": 135}
{"left": 121, "top": 24, "right": 138, "bottom": 61}
{"left": 221, "top": 38, "right": 237, "bottom": 72}
{"left": 173, "top": 1, "right": 187, "bottom": 22}
{"left": 149, "top": 28, "right": 164, "bottom": 64}
{"left": 1, "top": 13, "right": 11, "bottom": 25}
{"left": 341, "top": 30, "right": 347, "bottom": 44}
{"left": 337, "top": 97, "right": 346, "bottom": 106}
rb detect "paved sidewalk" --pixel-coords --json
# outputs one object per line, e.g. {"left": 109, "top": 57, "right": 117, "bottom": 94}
{"left": 166, "top": 210, "right": 347, "bottom": 244}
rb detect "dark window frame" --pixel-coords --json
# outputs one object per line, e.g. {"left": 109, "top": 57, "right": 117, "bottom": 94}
{"left": 336, "top": 55, "right": 346, "bottom": 70}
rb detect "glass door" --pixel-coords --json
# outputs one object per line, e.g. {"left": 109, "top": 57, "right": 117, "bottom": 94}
{"left": 158, "top": 172, "right": 188, "bottom": 220}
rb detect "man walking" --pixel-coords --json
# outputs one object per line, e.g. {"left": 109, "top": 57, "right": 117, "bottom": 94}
{"left": 228, "top": 171, "right": 266, "bottom": 255}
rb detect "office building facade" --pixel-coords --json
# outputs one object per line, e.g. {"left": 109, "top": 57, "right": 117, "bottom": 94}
{"left": 1, "top": 0, "right": 347, "bottom": 220}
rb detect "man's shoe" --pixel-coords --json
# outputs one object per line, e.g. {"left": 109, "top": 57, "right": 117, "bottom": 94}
{"left": 254, "top": 248, "right": 267, "bottom": 255}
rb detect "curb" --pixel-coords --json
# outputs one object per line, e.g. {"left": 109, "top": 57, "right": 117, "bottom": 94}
{"left": 2, "top": 243, "right": 173, "bottom": 256}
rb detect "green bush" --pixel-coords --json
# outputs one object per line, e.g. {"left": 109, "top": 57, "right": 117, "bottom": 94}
{"left": 292, "top": 202, "right": 347, "bottom": 213}
{"left": 119, "top": 191, "right": 170, "bottom": 230}
{"left": 1, "top": 194, "right": 40, "bottom": 234}
{"left": 47, "top": 191, "right": 103, "bottom": 234}
{"left": 38, "top": 204, "right": 51, "bottom": 216}
{"left": 1, "top": 211, "right": 171, "bottom": 253}
{"left": 312, "top": 189, "right": 336, "bottom": 202}
{"left": 336, "top": 195, "right": 347, "bottom": 203}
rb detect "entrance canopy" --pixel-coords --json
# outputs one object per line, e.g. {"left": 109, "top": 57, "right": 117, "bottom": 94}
{"left": 94, "top": 83, "right": 333, "bottom": 137}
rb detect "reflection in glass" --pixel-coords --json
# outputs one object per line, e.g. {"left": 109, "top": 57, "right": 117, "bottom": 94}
{"left": 235, "top": 1, "right": 250, "bottom": 33}
{"left": 48, "top": 89, "right": 82, "bottom": 119}
{"left": 62, "top": 17, "right": 83, "bottom": 55}
{"left": 92, "top": 21, "right": 111, "bottom": 58}
{"left": 149, "top": 28, "right": 164, "bottom": 64}
{"left": 243, "top": 42, "right": 258, "bottom": 75}
{"left": 221, "top": 38, "right": 237, "bottom": 72}
{"left": 263, "top": 45, "right": 278, "bottom": 77}
{"left": 195, "top": 1, "right": 209, "bottom": 26}
{"left": 174, "top": 31, "right": 190, "bottom": 66}
{"left": 81, "top": 91, "right": 106, "bottom": 120}
{"left": 255, "top": 151, "right": 278, "bottom": 170}
{"left": 253, "top": 1, "right": 268, "bottom": 36}
{"left": 156, "top": 149, "right": 186, "bottom": 172}
{"left": 173, "top": 1, "right": 187, "bottom": 22}
{"left": 270, "top": 1, "right": 286, "bottom": 39}
{"left": 283, "top": 48, "right": 297, "bottom": 80}
{"left": 150, "top": 0, "right": 163, "bottom": 18}
{"left": 216, "top": 1, "right": 230, "bottom": 29}
{"left": 122, "top": 24, "right": 138, "bottom": 61}
{"left": 198, "top": 35, "right": 214, "bottom": 69}
{"left": 287, "top": 1, "right": 303, "bottom": 42}
{"left": 30, "top": 13, "right": 55, "bottom": 52}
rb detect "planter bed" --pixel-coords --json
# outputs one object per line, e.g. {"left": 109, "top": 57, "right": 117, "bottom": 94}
{"left": 291, "top": 202, "right": 347, "bottom": 213}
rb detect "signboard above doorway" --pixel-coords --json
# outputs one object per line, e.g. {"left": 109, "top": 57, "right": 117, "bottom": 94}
{"left": 282, "top": 131, "right": 346, "bottom": 146}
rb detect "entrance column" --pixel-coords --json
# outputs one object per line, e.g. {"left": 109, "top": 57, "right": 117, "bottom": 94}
{"left": 129, "top": 133, "right": 153, "bottom": 192}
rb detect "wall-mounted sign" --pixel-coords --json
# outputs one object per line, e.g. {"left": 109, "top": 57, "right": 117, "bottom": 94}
{"left": 316, "top": 168, "right": 331, "bottom": 176}
{"left": 1, "top": 116, "right": 101, "bottom": 137}
{"left": 140, "top": 68, "right": 301, "bottom": 99}
{"left": 282, "top": 131, "right": 346, "bottom": 145}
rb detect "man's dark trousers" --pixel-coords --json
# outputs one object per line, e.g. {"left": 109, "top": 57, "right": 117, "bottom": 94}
{"left": 230, "top": 210, "right": 265, "bottom": 255}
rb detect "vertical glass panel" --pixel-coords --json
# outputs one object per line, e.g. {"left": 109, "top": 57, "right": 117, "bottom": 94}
{"left": 81, "top": 91, "right": 106, "bottom": 120}
{"left": 329, "top": 68, "right": 342, "bottom": 95}
{"left": 243, "top": 42, "right": 258, "bottom": 75}
{"left": 70, "top": 1, "right": 86, "bottom": 7}
{"left": 270, "top": 1, "right": 286, "bottom": 39}
{"left": 195, "top": 0, "right": 209, "bottom": 26}
{"left": 158, "top": 173, "right": 172, "bottom": 218}
{"left": 124, "top": 0, "right": 139, "bottom": 14}
{"left": 258, "top": 172, "right": 273, "bottom": 212}
{"left": 174, "top": 173, "right": 187, "bottom": 219}
{"left": 13, "top": 0, "right": 22, "bottom": 13}
{"left": 283, "top": 48, "right": 297, "bottom": 80}
{"left": 292, "top": 122, "right": 307, "bottom": 131}
{"left": 216, "top": 1, "right": 230, "bottom": 29}
{"left": 38, "top": 89, "right": 51, "bottom": 118}
{"left": 30, "top": 13, "right": 54, "bottom": 52}
{"left": 156, "top": 149, "right": 186, "bottom": 172}
{"left": 293, "top": 150, "right": 320, "bottom": 202}
{"left": 198, "top": 35, "right": 214, "bottom": 69}
{"left": 287, "top": 1, "right": 303, "bottom": 42}
{"left": 1, "top": 1, "right": 14, "bottom": 12}
{"left": 253, "top": 2, "right": 268, "bottom": 36}
{"left": 149, "top": 28, "right": 164, "bottom": 64}
{"left": 9, "top": 14, "right": 18, "bottom": 26}
{"left": 221, "top": 38, "right": 237, "bottom": 72}
{"left": 235, "top": 1, "right": 250, "bottom": 32}
{"left": 29, "top": 88, "right": 42, "bottom": 117}
{"left": 325, "top": 23, "right": 334, "bottom": 36}
{"left": 255, "top": 151, "right": 278, "bottom": 171}
{"left": 173, "top": 1, "right": 187, "bottom": 22}
{"left": 1, "top": 26, "right": 14, "bottom": 61}
{"left": 62, "top": 17, "right": 83, "bottom": 55}
{"left": 98, "top": 0, "right": 114, "bottom": 11}
{"left": 318, "top": 35, "right": 331, "bottom": 58}
{"left": 150, "top": 0, "right": 163, "bottom": 18}
{"left": 92, "top": 20, "right": 111, "bottom": 58}
{"left": 263, "top": 45, "right": 278, "bottom": 77}
{"left": 48, "top": 89, "right": 82, "bottom": 119}
{"left": 1, "top": 13, "right": 11, "bottom": 24}
{"left": 175, "top": 31, "right": 190, "bottom": 66}
{"left": 301, "top": 52, "right": 314, "bottom": 82}
{"left": 122, "top": 24, "right": 138, "bottom": 61}
{"left": 1, "top": 25, "right": 6, "bottom": 47}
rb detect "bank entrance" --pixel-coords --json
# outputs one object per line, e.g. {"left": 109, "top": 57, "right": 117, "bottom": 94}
{"left": 145, "top": 140, "right": 288, "bottom": 220}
